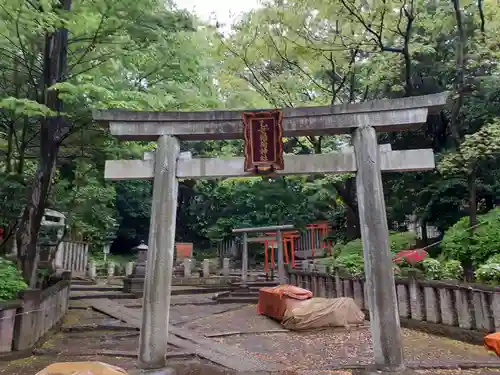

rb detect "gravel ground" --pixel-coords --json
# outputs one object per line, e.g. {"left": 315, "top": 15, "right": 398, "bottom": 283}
{"left": 4, "top": 301, "right": 500, "bottom": 375}
{"left": 180, "top": 304, "right": 500, "bottom": 373}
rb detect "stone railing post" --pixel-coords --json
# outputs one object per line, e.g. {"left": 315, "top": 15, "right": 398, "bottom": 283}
{"left": 107, "top": 262, "right": 115, "bottom": 284}
{"left": 334, "top": 269, "right": 342, "bottom": 298}
{"left": 107, "top": 262, "right": 115, "bottom": 277}
{"left": 396, "top": 282, "right": 410, "bottom": 319}
{"left": 454, "top": 287, "right": 473, "bottom": 329}
{"left": 222, "top": 257, "right": 230, "bottom": 277}
{"left": 0, "top": 302, "right": 19, "bottom": 353}
{"left": 301, "top": 260, "right": 308, "bottom": 272}
{"left": 87, "top": 260, "right": 97, "bottom": 280}
{"left": 183, "top": 258, "right": 192, "bottom": 277}
{"left": 407, "top": 270, "right": 425, "bottom": 321}
{"left": 203, "top": 259, "right": 210, "bottom": 278}
{"left": 125, "top": 261, "right": 135, "bottom": 276}
{"left": 13, "top": 289, "right": 42, "bottom": 350}
{"left": 424, "top": 285, "right": 441, "bottom": 323}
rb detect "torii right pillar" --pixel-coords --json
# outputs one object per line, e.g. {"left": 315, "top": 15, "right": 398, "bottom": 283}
{"left": 353, "top": 125, "right": 404, "bottom": 372}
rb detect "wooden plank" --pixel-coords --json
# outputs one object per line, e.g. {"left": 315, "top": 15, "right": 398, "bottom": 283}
{"left": 84, "top": 299, "right": 283, "bottom": 372}
{"left": 94, "top": 93, "right": 449, "bottom": 141}
{"left": 105, "top": 148, "right": 435, "bottom": 181}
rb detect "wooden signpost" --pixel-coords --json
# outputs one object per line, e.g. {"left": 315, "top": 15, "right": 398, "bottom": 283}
{"left": 94, "top": 92, "right": 449, "bottom": 372}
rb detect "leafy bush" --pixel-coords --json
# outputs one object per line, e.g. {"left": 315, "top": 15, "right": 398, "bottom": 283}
{"left": 0, "top": 258, "right": 27, "bottom": 301}
{"left": 486, "top": 254, "right": 500, "bottom": 264}
{"left": 327, "top": 232, "right": 417, "bottom": 276}
{"left": 420, "top": 258, "right": 463, "bottom": 280}
{"left": 441, "top": 208, "right": 500, "bottom": 266}
{"left": 388, "top": 232, "right": 418, "bottom": 252}
{"left": 335, "top": 231, "right": 417, "bottom": 257}
{"left": 422, "top": 258, "right": 442, "bottom": 280}
{"left": 475, "top": 263, "right": 500, "bottom": 284}
{"left": 332, "top": 253, "right": 364, "bottom": 276}
{"left": 441, "top": 260, "right": 463, "bottom": 280}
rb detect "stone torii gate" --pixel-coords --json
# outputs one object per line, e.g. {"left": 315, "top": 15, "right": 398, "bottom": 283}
{"left": 94, "top": 92, "right": 448, "bottom": 372}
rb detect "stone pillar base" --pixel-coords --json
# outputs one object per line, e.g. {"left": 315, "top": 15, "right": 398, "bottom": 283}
{"left": 123, "top": 277, "right": 145, "bottom": 297}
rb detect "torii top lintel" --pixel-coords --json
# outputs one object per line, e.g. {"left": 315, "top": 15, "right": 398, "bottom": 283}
{"left": 93, "top": 92, "right": 449, "bottom": 141}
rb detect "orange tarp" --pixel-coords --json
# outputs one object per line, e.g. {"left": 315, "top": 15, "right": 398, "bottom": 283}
{"left": 256, "top": 285, "right": 313, "bottom": 321}
{"left": 35, "top": 362, "right": 127, "bottom": 375}
{"left": 484, "top": 332, "right": 500, "bottom": 356}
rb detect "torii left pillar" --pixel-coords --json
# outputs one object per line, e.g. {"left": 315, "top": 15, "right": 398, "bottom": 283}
{"left": 138, "top": 135, "right": 179, "bottom": 369}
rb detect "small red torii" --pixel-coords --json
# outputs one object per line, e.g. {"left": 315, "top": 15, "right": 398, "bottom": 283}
{"left": 262, "top": 222, "right": 333, "bottom": 275}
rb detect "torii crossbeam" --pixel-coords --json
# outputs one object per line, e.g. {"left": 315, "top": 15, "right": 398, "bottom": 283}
{"left": 94, "top": 92, "right": 449, "bottom": 372}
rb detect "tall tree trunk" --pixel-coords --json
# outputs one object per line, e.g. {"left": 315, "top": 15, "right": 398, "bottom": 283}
{"left": 16, "top": 0, "right": 71, "bottom": 286}
{"left": 6, "top": 123, "right": 14, "bottom": 173}
{"left": 16, "top": 117, "right": 29, "bottom": 175}
{"left": 450, "top": 0, "right": 466, "bottom": 147}
{"left": 463, "top": 170, "right": 477, "bottom": 281}
{"left": 420, "top": 221, "right": 428, "bottom": 244}
{"left": 335, "top": 178, "right": 360, "bottom": 240}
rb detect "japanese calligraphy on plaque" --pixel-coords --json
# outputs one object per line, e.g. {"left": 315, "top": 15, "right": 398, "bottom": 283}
{"left": 242, "top": 110, "right": 284, "bottom": 174}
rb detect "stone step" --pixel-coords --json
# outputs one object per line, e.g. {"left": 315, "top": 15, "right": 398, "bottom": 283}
{"left": 216, "top": 296, "right": 258, "bottom": 304}
{"left": 71, "top": 279, "right": 96, "bottom": 285}
{"left": 71, "top": 285, "right": 123, "bottom": 292}
{"left": 70, "top": 292, "right": 135, "bottom": 300}
{"left": 170, "top": 287, "right": 234, "bottom": 295}
{"left": 229, "top": 291, "right": 259, "bottom": 297}
{"left": 231, "top": 281, "right": 279, "bottom": 288}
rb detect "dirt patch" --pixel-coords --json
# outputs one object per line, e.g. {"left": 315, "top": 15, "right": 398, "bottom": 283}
{"left": 40, "top": 331, "right": 141, "bottom": 354}
{"left": 62, "top": 308, "right": 128, "bottom": 328}
{"left": 0, "top": 356, "right": 249, "bottom": 375}
{"left": 182, "top": 305, "right": 281, "bottom": 333}
{"left": 0, "top": 355, "right": 137, "bottom": 375}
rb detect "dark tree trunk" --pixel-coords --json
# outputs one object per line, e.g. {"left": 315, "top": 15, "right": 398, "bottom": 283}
{"left": 335, "top": 178, "right": 360, "bottom": 240}
{"left": 420, "top": 221, "right": 428, "bottom": 244}
{"left": 16, "top": 0, "right": 71, "bottom": 287}
{"left": 463, "top": 170, "right": 477, "bottom": 282}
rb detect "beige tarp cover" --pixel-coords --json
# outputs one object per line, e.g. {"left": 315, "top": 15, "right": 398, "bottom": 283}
{"left": 282, "top": 297, "right": 365, "bottom": 331}
{"left": 35, "top": 362, "right": 128, "bottom": 375}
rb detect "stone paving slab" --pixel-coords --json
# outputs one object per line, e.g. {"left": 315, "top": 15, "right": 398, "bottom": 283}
{"left": 117, "top": 293, "right": 218, "bottom": 307}
{"left": 84, "top": 299, "right": 284, "bottom": 373}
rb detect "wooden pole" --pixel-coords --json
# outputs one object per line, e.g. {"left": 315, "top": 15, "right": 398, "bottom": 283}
{"left": 271, "top": 242, "right": 275, "bottom": 269}
{"left": 353, "top": 125, "right": 404, "bottom": 372}
{"left": 264, "top": 241, "right": 269, "bottom": 277}
{"left": 277, "top": 230, "right": 286, "bottom": 284}
{"left": 284, "top": 239, "right": 289, "bottom": 264}
{"left": 138, "top": 135, "right": 179, "bottom": 369}
{"left": 241, "top": 232, "right": 248, "bottom": 286}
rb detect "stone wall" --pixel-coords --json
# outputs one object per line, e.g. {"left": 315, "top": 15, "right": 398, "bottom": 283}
{"left": 288, "top": 269, "right": 500, "bottom": 338}
{"left": 0, "top": 272, "right": 71, "bottom": 354}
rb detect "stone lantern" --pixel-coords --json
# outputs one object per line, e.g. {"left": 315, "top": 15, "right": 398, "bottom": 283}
{"left": 131, "top": 241, "right": 149, "bottom": 278}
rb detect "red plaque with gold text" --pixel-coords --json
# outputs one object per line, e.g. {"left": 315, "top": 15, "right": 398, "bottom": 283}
{"left": 242, "top": 110, "right": 284, "bottom": 173}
